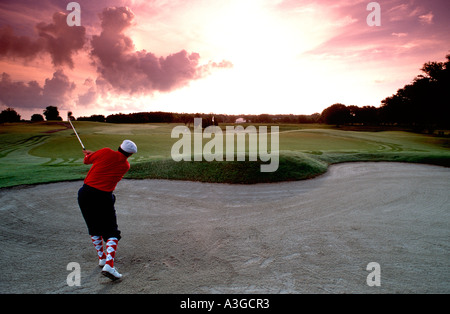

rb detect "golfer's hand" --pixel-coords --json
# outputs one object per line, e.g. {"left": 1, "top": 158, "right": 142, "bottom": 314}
{"left": 83, "top": 149, "right": 93, "bottom": 156}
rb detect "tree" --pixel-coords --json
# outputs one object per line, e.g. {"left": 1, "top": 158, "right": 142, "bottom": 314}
{"left": 77, "top": 115, "right": 106, "bottom": 122}
{"left": 43, "top": 106, "right": 62, "bottom": 121}
{"left": 357, "top": 106, "right": 379, "bottom": 124}
{"left": 0, "top": 108, "right": 21, "bottom": 123}
{"left": 320, "top": 103, "right": 350, "bottom": 125}
{"left": 380, "top": 53, "right": 450, "bottom": 128}
{"left": 31, "top": 114, "right": 44, "bottom": 122}
{"left": 421, "top": 61, "right": 445, "bottom": 82}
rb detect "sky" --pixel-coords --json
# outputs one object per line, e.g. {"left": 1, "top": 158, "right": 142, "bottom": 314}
{"left": 0, "top": 0, "right": 449, "bottom": 120}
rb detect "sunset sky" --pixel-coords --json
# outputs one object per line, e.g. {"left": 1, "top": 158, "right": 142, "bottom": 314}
{"left": 1, "top": 0, "right": 449, "bottom": 120}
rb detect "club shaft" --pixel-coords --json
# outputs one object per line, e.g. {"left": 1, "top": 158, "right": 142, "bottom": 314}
{"left": 68, "top": 119, "right": 85, "bottom": 150}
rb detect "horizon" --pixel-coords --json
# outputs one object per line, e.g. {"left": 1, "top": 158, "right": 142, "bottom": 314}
{"left": 1, "top": 0, "right": 450, "bottom": 120}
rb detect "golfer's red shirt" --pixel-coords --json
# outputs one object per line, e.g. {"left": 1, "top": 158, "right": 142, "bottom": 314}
{"left": 83, "top": 148, "right": 130, "bottom": 192}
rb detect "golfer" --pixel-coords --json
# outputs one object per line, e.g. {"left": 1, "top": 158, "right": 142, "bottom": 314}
{"left": 77, "top": 140, "right": 137, "bottom": 281}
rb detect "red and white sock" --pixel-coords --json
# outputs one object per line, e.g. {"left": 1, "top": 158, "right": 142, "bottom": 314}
{"left": 105, "top": 238, "right": 119, "bottom": 268}
{"left": 91, "top": 236, "right": 106, "bottom": 261}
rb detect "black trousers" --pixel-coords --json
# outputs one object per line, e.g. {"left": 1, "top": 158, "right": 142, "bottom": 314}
{"left": 78, "top": 184, "right": 121, "bottom": 241}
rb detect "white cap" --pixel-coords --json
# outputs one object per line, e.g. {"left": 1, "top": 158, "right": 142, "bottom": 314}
{"left": 120, "top": 140, "right": 137, "bottom": 154}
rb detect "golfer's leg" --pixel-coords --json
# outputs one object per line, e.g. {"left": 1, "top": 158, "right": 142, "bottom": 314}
{"left": 102, "top": 237, "right": 122, "bottom": 280}
{"left": 105, "top": 237, "right": 118, "bottom": 268}
{"left": 102, "top": 195, "right": 121, "bottom": 265}
{"left": 78, "top": 186, "right": 103, "bottom": 236}
{"left": 91, "top": 236, "right": 106, "bottom": 266}
{"left": 100, "top": 193, "right": 122, "bottom": 280}
{"left": 78, "top": 186, "right": 108, "bottom": 266}
{"left": 101, "top": 193, "right": 121, "bottom": 241}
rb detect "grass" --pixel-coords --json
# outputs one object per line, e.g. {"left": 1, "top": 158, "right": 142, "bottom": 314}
{"left": 0, "top": 121, "right": 449, "bottom": 188}
{"left": 127, "top": 153, "right": 328, "bottom": 184}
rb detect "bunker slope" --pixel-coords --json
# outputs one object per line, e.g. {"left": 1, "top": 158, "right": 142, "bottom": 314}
{"left": 0, "top": 162, "right": 448, "bottom": 293}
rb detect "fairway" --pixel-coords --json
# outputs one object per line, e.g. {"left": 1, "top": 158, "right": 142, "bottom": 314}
{"left": 0, "top": 121, "right": 449, "bottom": 188}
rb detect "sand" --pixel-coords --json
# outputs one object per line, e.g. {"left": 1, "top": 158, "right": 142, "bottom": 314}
{"left": 0, "top": 162, "right": 449, "bottom": 294}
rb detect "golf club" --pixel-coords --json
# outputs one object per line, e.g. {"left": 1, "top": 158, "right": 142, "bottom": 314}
{"left": 67, "top": 112, "right": 86, "bottom": 150}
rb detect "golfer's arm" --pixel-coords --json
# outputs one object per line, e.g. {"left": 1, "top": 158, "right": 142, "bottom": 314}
{"left": 83, "top": 150, "right": 96, "bottom": 164}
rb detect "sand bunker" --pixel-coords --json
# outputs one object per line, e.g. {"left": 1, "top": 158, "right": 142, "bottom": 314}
{"left": 0, "top": 162, "right": 449, "bottom": 293}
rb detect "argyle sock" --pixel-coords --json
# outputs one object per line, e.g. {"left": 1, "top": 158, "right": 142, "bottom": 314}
{"left": 105, "top": 237, "right": 119, "bottom": 268}
{"left": 91, "top": 236, "right": 106, "bottom": 261}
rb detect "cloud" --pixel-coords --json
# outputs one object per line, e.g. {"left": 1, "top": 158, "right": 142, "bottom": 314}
{"left": 42, "top": 68, "right": 76, "bottom": 105}
{"left": 1, "top": 4, "right": 234, "bottom": 112}
{"left": 418, "top": 12, "right": 434, "bottom": 25}
{"left": 77, "top": 78, "right": 98, "bottom": 106}
{"left": 300, "top": 0, "right": 447, "bottom": 61}
{"left": 386, "top": 2, "right": 435, "bottom": 26}
{"left": 392, "top": 32, "right": 408, "bottom": 37}
{"left": 0, "top": 72, "right": 42, "bottom": 109}
{"left": 90, "top": 6, "right": 232, "bottom": 95}
{"left": 0, "top": 12, "right": 86, "bottom": 68}
{"left": 0, "top": 25, "right": 45, "bottom": 61}
{"left": 0, "top": 69, "right": 75, "bottom": 109}
{"left": 35, "top": 12, "right": 87, "bottom": 68}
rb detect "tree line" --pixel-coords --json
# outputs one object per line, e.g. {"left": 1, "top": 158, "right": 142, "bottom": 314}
{"left": 1, "top": 53, "right": 448, "bottom": 130}
{"left": 321, "top": 53, "right": 449, "bottom": 130}
{"left": 79, "top": 112, "right": 322, "bottom": 125}
{"left": 0, "top": 106, "right": 63, "bottom": 123}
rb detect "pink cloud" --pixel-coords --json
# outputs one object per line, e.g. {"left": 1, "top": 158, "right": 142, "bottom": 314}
{"left": 0, "top": 69, "right": 75, "bottom": 109}
{"left": 0, "top": 12, "right": 86, "bottom": 68}
{"left": 0, "top": 25, "right": 44, "bottom": 60}
{"left": 418, "top": 12, "right": 434, "bottom": 25}
{"left": 42, "top": 69, "right": 76, "bottom": 104}
{"left": 0, "top": 72, "right": 42, "bottom": 109}
{"left": 1, "top": 4, "right": 233, "bottom": 110}
{"left": 35, "top": 12, "right": 86, "bottom": 68}
{"left": 300, "top": 0, "right": 447, "bottom": 60}
{"left": 77, "top": 78, "right": 97, "bottom": 106}
{"left": 392, "top": 32, "right": 408, "bottom": 37}
{"left": 90, "top": 7, "right": 232, "bottom": 95}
